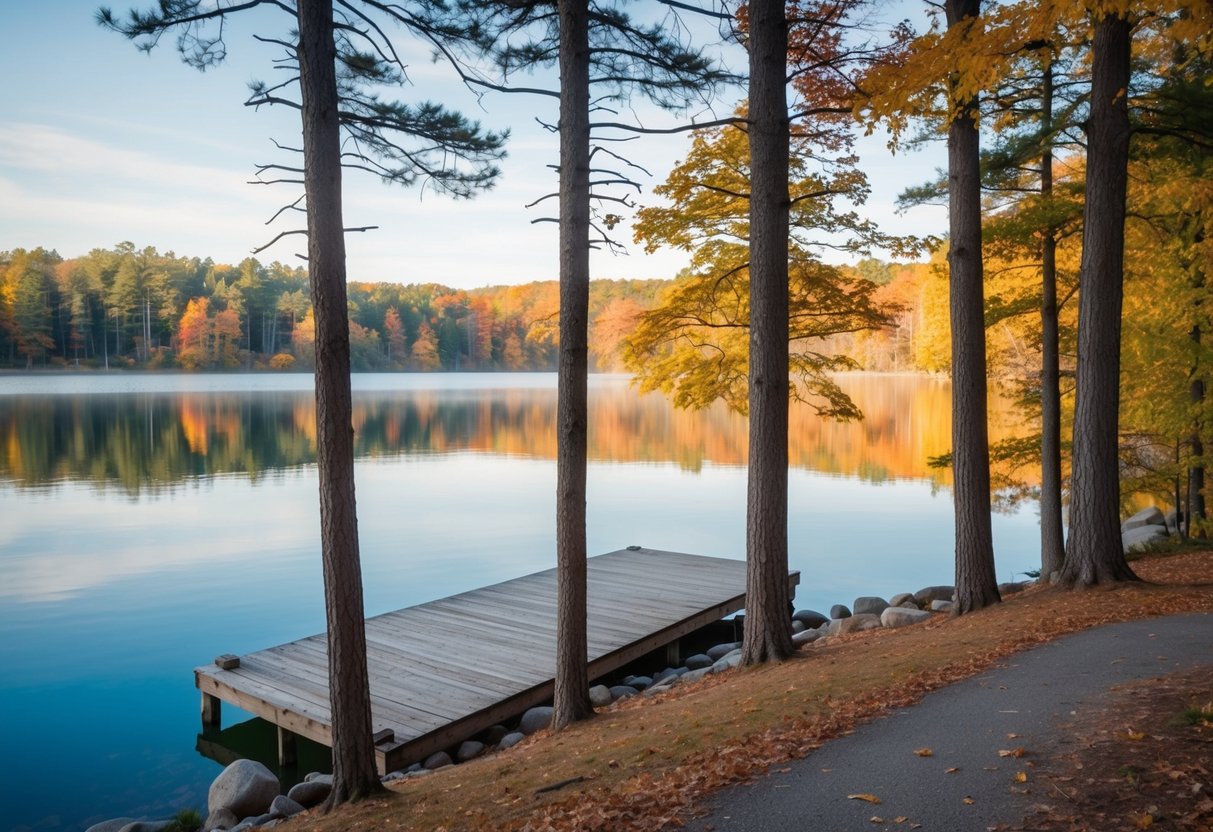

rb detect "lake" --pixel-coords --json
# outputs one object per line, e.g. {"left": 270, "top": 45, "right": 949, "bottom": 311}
{"left": 0, "top": 372, "right": 1042, "bottom": 831}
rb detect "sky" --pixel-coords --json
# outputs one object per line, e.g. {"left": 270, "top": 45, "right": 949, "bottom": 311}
{"left": 1, "top": 1, "right": 946, "bottom": 290}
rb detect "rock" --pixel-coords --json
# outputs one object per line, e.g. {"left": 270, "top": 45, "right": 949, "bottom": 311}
{"left": 653, "top": 667, "right": 681, "bottom": 683}
{"left": 287, "top": 779, "right": 331, "bottom": 809}
{"left": 684, "top": 653, "right": 714, "bottom": 670}
{"left": 269, "top": 795, "right": 306, "bottom": 818}
{"left": 853, "top": 596, "right": 890, "bottom": 616}
{"left": 711, "top": 650, "right": 742, "bottom": 673}
{"left": 791, "top": 620, "right": 806, "bottom": 634}
{"left": 589, "top": 684, "right": 613, "bottom": 707}
{"left": 403, "top": 768, "right": 433, "bottom": 779}
{"left": 457, "top": 740, "right": 486, "bottom": 762}
{"left": 680, "top": 667, "right": 712, "bottom": 684}
{"left": 304, "top": 772, "right": 332, "bottom": 785}
{"left": 629, "top": 675, "right": 653, "bottom": 690}
{"left": 913, "top": 585, "right": 954, "bottom": 606}
{"left": 1122, "top": 506, "right": 1165, "bottom": 532}
{"left": 829, "top": 604, "right": 851, "bottom": 620}
{"left": 202, "top": 807, "right": 238, "bottom": 832}
{"left": 706, "top": 642, "right": 741, "bottom": 661}
{"left": 382, "top": 770, "right": 406, "bottom": 783}
{"left": 930, "top": 599, "right": 954, "bottom": 612}
{"left": 231, "top": 814, "right": 274, "bottom": 832}
{"left": 888, "top": 592, "right": 916, "bottom": 608}
{"left": 423, "top": 751, "right": 453, "bottom": 769}
{"left": 498, "top": 731, "right": 525, "bottom": 750}
{"left": 880, "top": 607, "right": 931, "bottom": 629}
{"left": 1123, "top": 524, "right": 1168, "bottom": 552}
{"left": 792, "top": 609, "right": 829, "bottom": 628}
{"left": 835, "top": 613, "right": 881, "bottom": 634}
{"left": 792, "top": 628, "right": 822, "bottom": 646}
{"left": 208, "top": 759, "right": 281, "bottom": 820}
{"left": 1165, "top": 509, "right": 1180, "bottom": 535}
{"left": 118, "top": 823, "right": 172, "bottom": 832}
{"left": 519, "top": 705, "right": 554, "bottom": 735}
{"left": 998, "top": 581, "right": 1027, "bottom": 596}
{"left": 86, "top": 821, "right": 138, "bottom": 832}
{"left": 609, "top": 684, "right": 639, "bottom": 700}
{"left": 406, "top": 762, "right": 424, "bottom": 773}
{"left": 483, "top": 724, "right": 509, "bottom": 745}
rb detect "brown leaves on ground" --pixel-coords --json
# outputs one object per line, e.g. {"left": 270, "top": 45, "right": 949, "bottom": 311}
{"left": 291, "top": 550, "right": 1213, "bottom": 832}
{"left": 1019, "top": 664, "right": 1213, "bottom": 832}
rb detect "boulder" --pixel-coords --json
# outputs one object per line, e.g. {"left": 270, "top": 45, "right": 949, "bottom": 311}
{"left": 792, "top": 628, "right": 822, "bottom": 647}
{"left": 711, "top": 650, "right": 742, "bottom": 673}
{"left": 231, "top": 814, "right": 274, "bottom": 832}
{"left": 287, "top": 779, "right": 331, "bottom": 808}
{"left": 706, "top": 642, "right": 741, "bottom": 661}
{"left": 880, "top": 607, "right": 931, "bottom": 629}
{"left": 498, "top": 732, "right": 525, "bottom": 750}
{"left": 888, "top": 592, "right": 917, "bottom": 609}
{"left": 609, "top": 684, "right": 639, "bottom": 701}
{"left": 269, "top": 795, "right": 306, "bottom": 818}
{"left": 423, "top": 751, "right": 453, "bottom": 770}
{"left": 405, "top": 762, "right": 424, "bottom": 774}
{"left": 202, "top": 808, "right": 238, "bottom": 832}
{"left": 792, "top": 609, "right": 829, "bottom": 628}
{"left": 629, "top": 675, "right": 653, "bottom": 690}
{"left": 86, "top": 821, "right": 138, "bottom": 832}
{"left": 1165, "top": 509, "right": 1180, "bottom": 535}
{"left": 208, "top": 759, "right": 280, "bottom": 820}
{"left": 304, "top": 772, "right": 332, "bottom": 785}
{"left": 1123, "top": 524, "right": 1168, "bottom": 553}
{"left": 457, "top": 740, "right": 486, "bottom": 762}
{"left": 483, "top": 724, "right": 509, "bottom": 745}
{"left": 835, "top": 613, "right": 881, "bottom": 634}
{"left": 119, "top": 823, "right": 172, "bottom": 832}
{"left": 998, "top": 581, "right": 1027, "bottom": 596}
{"left": 853, "top": 596, "right": 890, "bottom": 616}
{"left": 1122, "top": 506, "right": 1165, "bottom": 532}
{"left": 589, "top": 684, "right": 613, "bottom": 707}
{"left": 829, "top": 604, "right": 851, "bottom": 620}
{"left": 680, "top": 667, "right": 712, "bottom": 684}
{"left": 930, "top": 599, "right": 954, "bottom": 613}
{"left": 684, "top": 653, "right": 714, "bottom": 670}
{"left": 519, "top": 705, "right": 554, "bottom": 735}
{"left": 791, "top": 620, "right": 806, "bottom": 634}
{"left": 653, "top": 667, "right": 681, "bottom": 683}
{"left": 913, "top": 585, "right": 954, "bottom": 606}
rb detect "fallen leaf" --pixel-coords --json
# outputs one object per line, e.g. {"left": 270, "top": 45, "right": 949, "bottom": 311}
{"left": 1132, "top": 812, "right": 1154, "bottom": 829}
{"left": 963, "top": 797, "right": 975, "bottom": 805}
{"left": 1014, "top": 771, "right": 1028, "bottom": 783}
{"left": 870, "top": 816, "right": 884, "bottom": 824}
{"left": 893, "top": 816, "right": 908, "bottom": 823}
{"left": 998, "top": 747, "right": 1027, "bottom": 758}
{"left": 1007, "top": 733, "right": 1019, "bottom": 739}
{"left": 848, "top": 793, "right": 883, "bottom": 804}
{"left": 1126, "top": 729, "right": 1147, "bottom": 741}
{"left": 946, "top": 767, "right": 960, "bottom": 774}
{"left": 914, "top": 747, "right": 933, "bottom": 757}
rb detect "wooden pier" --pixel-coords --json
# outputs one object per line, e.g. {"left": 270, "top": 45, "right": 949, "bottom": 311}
{"left": 196, "top": 547, "right": 800, "bottom": 774}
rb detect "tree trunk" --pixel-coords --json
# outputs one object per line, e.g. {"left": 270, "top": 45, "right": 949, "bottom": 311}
{"left": 1060, "top": 12, "right": 1139, "bottom": 586}
{"left": 1039, "top": 61, "right": 1066, "bottom": 580}
{"left": 296, "top": 0, "right": 383, "bottom": 806}
{"left": 741, "top": 0, "right": 794, "bottom": 666}
{"left": 551, "top": 0, "right": 593, "bottom": 729}
{"left": 1190, "top": 314, "right": 1206, "bottom": 538}
{"left": 946, "top": 0, "right": 1000, "bottom": 613}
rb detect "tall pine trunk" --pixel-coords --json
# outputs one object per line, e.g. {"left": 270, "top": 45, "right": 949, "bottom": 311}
{"left": 946, "top": 0, "right": 1000, "bottom": 613}
{"left": 741, "top": 0, "right": 794, "bottom": 665}
{"left": 1039, "top": 60, "right": 1066, "bottom": 579}
{"left": 296, "top": 0, "right": 383, "bottom": 805}
{"left": 1060, "top": 12, "right": 1139, "bottom": 586}
{"left": 552, "top": 0, "right": 593, "bottom": 729}
{"left": 1189, "top": 306, "right": 1206, "bottom": 537}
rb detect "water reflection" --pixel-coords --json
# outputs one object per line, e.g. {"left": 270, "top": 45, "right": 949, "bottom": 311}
{"left": 0, "top": 373, "right": 1029, "bottom": 493}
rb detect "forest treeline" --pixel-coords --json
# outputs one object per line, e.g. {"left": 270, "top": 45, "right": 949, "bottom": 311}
{"left": 0, "top": 242, "right": 934, "bottom": 374}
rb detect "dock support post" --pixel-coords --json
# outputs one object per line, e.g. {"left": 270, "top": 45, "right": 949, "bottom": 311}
{"left": 278, "top": 726, "right": 298, "bottom": 768}
{"left": 666, "top": 639, "right": 680, "bottom": 667}
{"left": 201, "top": 693, "right": 221, "bottom": 728}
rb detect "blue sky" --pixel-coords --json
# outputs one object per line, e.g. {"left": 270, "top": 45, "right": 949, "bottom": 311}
{"left": 1, "top": 1, "right": 944, "bottom": 290}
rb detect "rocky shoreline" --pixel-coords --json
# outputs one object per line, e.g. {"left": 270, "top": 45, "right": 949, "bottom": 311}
{"left": 86, "top": 576, "right": 1036, "bottom": 832}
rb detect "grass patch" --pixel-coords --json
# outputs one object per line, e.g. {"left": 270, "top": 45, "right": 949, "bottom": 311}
{"left": 286, "top": 550, "right": 1213, "bottom": 832}
{"left": 1176, "top": 704, "right": 1213, "bottom": 725}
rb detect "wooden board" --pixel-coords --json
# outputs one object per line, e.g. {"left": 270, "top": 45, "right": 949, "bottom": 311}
{"left": 194, "top": 547, "right": 799, "bottom": 773}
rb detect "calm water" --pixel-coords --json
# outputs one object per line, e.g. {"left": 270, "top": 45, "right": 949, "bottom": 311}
{"left": 0, "top": 373, "right": 1041, "bottom": 831}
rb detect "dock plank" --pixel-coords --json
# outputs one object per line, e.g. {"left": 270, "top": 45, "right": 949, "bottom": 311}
{"left": 195, "top": 547, "right": 798, "bottom": 772}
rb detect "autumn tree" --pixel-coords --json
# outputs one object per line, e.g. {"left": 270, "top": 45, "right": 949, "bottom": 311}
{"left": 384, "top": 306, "right": 406, "bottom": 367}
{"left": 101, "top": 0, "right": 505, "bottom": 806}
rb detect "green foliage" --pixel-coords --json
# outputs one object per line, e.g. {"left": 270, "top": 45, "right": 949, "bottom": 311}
{"left": 163, "top": 808, "right": 203, "bottom": 832}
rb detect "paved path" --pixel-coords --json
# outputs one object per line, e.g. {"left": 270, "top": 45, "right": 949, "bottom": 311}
{"left": 688, "top": 613, "right": 1213, "bottom": 831}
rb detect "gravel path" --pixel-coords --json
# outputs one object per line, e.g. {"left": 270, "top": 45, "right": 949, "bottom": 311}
{"left": 687, "top": 612, "right": 1213, "bottom": 831}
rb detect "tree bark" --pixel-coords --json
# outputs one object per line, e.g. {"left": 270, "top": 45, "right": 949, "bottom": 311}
{"left": 296, "top": 0, "right": 383, "bottom": 806}
{"left": 1039, "top": 60, "right": 1066, "bottom": 580}
{"left": 946, "top": 0, "right": 1000, "bottom": 614}
{"left": 1190, "top": 312, "right": 1206, "bottom": 538}
{"left": 741, "top": 0, "right": 794, "bottom": 666}
{"left": 1060, "top": 12, "right": 1139, "bottom": 586}
{"left": 552, "top": 0, "right": 593, "bottom": 729}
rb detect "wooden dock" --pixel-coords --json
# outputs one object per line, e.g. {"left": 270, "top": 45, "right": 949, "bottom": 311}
{"left": 196, "top": 547, "right": 800, "bottom": 774}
